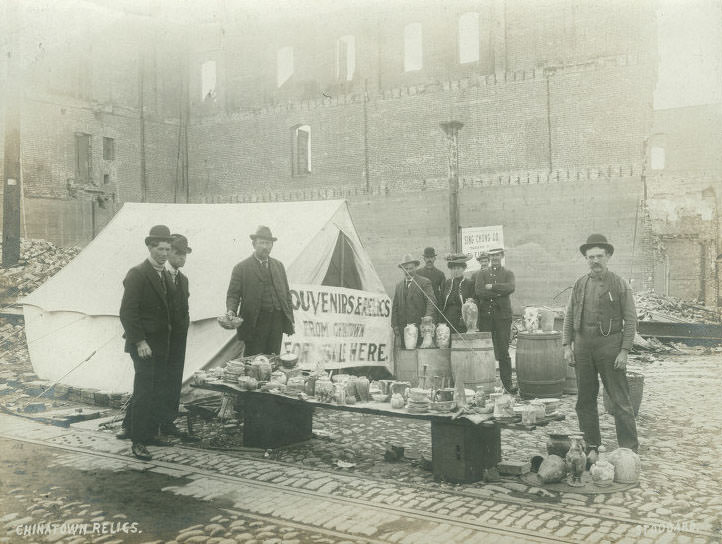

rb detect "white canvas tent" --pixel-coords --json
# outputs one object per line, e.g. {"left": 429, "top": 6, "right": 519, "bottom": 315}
{"left": 22, "top": 200, "right": 386, "bottom": 393}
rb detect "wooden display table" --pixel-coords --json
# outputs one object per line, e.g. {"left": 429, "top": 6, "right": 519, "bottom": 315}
{"left": 190, "top": 381, "right": 564, "bottom": 483}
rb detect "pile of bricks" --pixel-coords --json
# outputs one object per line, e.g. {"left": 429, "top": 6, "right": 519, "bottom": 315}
{"left": 0, "top": 239, "right": 81, "bottom": 301}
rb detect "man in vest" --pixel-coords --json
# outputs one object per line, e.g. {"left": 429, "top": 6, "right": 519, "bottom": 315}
{"left": 226, "top": 226, "right": 295, "bottom": 356}
{"left": 563, "top": 234, "right": 639, "bottom": 457}
{"left": 475, "top": 248, "right": 516, "bottom": 393}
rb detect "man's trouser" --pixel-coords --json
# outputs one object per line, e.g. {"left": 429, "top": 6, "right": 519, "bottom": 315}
{"left": 158, "top": 332, "right": 188, "bottom": 426}
{"left": 573, "top": 328, "right": 638, "bottom": 452}
{"left": 128, "top": 350, "right": 160, "bottom": 444}
{"left": 245, "top": 309, "right": 285, "bottom": 356}
{"left": 490, "top": 315, "right": 513, "bottom": 391}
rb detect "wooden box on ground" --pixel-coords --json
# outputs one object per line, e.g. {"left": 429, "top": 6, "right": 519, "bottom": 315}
{"left": 431, "top": 419, "right": 501, "bottom": 483}
{"left": 241, "top": 394, "right": 314, "bottom": 448}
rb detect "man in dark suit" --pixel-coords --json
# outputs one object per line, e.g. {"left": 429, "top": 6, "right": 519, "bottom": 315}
{"left": 391, "top": 253, "right": 436, "bottom": 347}
{"left": 159, "top": 233, "right": 192, "bottom": 437}
{"left": 225, "top": 226, "right": 295, "bottom": 356}
{"left": 119, "top": 225, "right": 174, "bottom": 461}
{"left": 416, "top": 247, "right": 445, "bottom": 315}
{"left": 475, "top": 248, "right": 517, "bottom": 393}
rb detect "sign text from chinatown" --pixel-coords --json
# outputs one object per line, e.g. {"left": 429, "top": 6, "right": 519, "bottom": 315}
{"left": 283, "top": 284, "right": 392, "bottom": 369}
{"left": 461, "top": 225, "right": 504, "bottom": 271}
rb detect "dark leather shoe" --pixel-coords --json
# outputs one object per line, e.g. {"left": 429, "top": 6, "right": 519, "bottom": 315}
{"left": 116, "top": 429, "right": 130, "bottom": 440}
{"left": 132, "top": 443, "right": 152, "bottom": 461}
{"left": 147, "top": 436, "right": 172, "bottom": 447}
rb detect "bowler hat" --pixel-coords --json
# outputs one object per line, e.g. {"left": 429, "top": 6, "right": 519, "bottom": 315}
{"left": 398, "top": 253, "right": 420, "bottom": 268}
{"left": 145, "top": 225, "right": 172, "bottom": 245}
{"left": 250, "top": 225, "right": 277, "bottom": 242}
{"left": 423, "top": 247, "right": 437, "bottom": 258}
{"left": 170, "top": 234, "right": 192, "bottom": 254}
{"left": 579, "top": 234, "right": 614, "bottom": 256}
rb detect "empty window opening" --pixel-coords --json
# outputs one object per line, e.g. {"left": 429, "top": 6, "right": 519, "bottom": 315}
{"left": 277, "top": 46, "right": 294, "bottom": 87}
{"left": 336, "top": 35, "right": 356, "bottom": 81}
{"left": 75, "top": 133, "right": 91, "bottom": 184}
{"left": 103, "top": 137, "right": 115, "bottom": 160}
{"left": 292, "top": 125, "right": 311, "bottom": 175}
{"left": 404, "top": 23, "right": 423, "bottom": 72}
{"left": 651, "top": 147, "right": 665, "bottom": 170}
{"left": 201, "top": 60, "right": 217, "bottom": 101}
{"left": 103, "top": 174, "right": 110, "bottom": 185}
{"left": 459, "top": 12, "right": 480, "bottom": 64}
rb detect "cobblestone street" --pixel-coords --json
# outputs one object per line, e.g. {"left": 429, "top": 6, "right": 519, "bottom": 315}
{"left": 1, "top": 350, "right": 721, "bottom": 543}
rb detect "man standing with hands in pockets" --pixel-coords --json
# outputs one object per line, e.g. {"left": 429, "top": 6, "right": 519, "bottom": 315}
{"left": 563, "top": 234, "right": 639, "bottom": 460}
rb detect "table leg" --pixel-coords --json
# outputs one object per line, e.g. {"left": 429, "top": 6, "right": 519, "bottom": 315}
{"left": 431, "top": 419, "right": 501, "bottom": 483}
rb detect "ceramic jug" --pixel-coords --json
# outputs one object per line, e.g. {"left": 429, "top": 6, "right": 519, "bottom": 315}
{"left": 565, "top": 434, "right": 587, "bottom": 487}
{"left": 435, "top": 323, "right": 451, "bottom": 348}
{"left": 419, "top": 316, "right": 435, "bottom": 348}
{"left": 403, "top": 323, "right": 418, "bottom": 349}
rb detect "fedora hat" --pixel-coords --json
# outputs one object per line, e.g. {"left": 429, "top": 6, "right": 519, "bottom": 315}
{"left": 398, "top": 253, "right": 420, "bottom": 268}
{"left": 250, "top": 225, "right": 277, "bottom": 242}
{"left": 170, "top": 234, "right": 192, "bottom": 254}
{"left": 446, "top": 253, "right": 472, "bottom": 268}
{"left": 423, "top": 247, "right": 437, "bottom": 258}
{"left": 144, "top": 225, "right": 172, "bottom": 245}
{"left": 579, "top": 234, "right": 614, "bottom": 256}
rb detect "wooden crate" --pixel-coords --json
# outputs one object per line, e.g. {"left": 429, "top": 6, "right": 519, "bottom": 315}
{"left": 242, "top": 394, "right": 314, "bottom": 448}
{"left": 431, "top": 419, "right": 501, "bottom": 483}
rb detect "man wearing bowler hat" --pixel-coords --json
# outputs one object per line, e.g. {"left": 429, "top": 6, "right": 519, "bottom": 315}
{"left": 563, "top": 234, "right": 638, "bottom": 457}
{"left": 226, "top": 226, "right": 295, "bottom": 357}
{"left": 475, "top": 248, "right": 516, "bottom": 393}
{"left": 158, "top": 234, "right": 192, "bottom": 437}
{"left": 119, "top": 225, "right": 175, "bottom": 460}
{"left": 391, "top": 254, "right": 436, "bottom": 347}
{"left": 416, "top": 247, "right": 446, "bottom": 313}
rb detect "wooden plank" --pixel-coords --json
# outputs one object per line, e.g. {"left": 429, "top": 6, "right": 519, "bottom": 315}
{"left": 637, "top": 320, "right": 722, "bottom": 341}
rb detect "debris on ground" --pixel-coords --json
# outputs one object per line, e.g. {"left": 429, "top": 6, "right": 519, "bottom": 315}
{"left": 635, "top": 290, "right": 721, "bottom": 324}
{"left": 0, "top": 239, "right": 81, "bottom": 302}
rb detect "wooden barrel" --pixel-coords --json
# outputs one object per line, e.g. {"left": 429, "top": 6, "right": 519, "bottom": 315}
{"left": 417, "top": 348, "right": 451, "bottom": 388}
{"left": 564, "top": 363, "right": 578, "bottom": 395}
{"left": 450, "top": 332, "right": 496, "bottom": 394}
{"left": 516, "top": 332, "right": 565, "bottom": 399}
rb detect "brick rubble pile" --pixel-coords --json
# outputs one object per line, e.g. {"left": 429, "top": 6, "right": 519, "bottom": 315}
{"left": 635, "top": 290, "right": 720, "bottom": 324}
{"left": 0, "top": 239, "right": 81, "bottom": 301}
